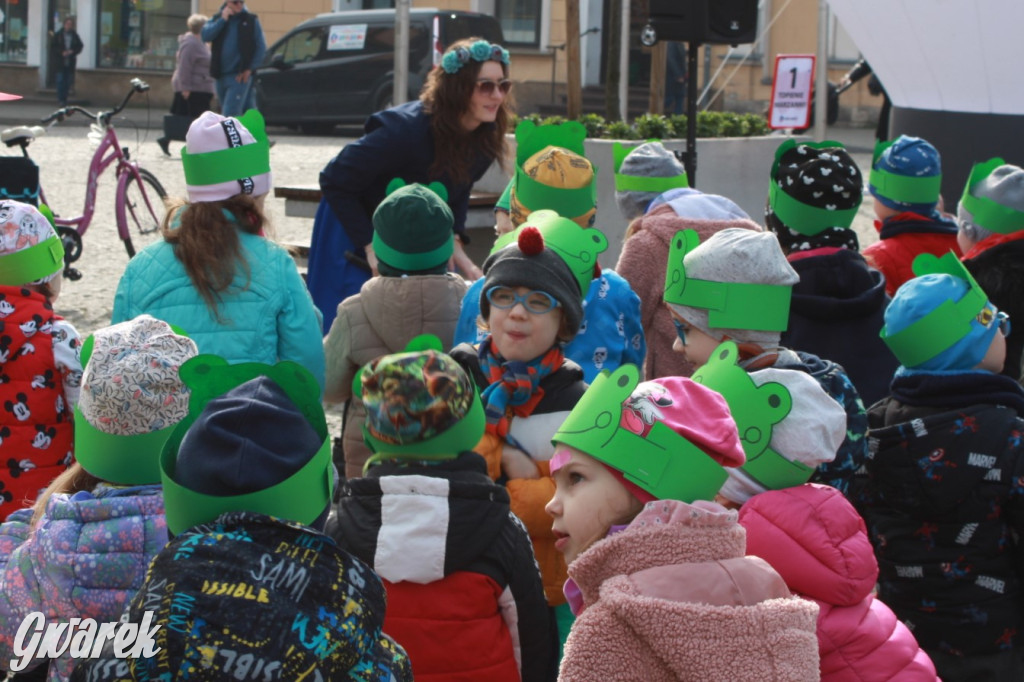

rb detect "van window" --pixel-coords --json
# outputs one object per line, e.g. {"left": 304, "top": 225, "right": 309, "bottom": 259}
{"left": 271, "top": 27, "right": 326, "bottom": 66}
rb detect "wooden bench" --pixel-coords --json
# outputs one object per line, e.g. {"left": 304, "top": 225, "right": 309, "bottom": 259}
{"left": 273, "top": 185, "right": 502, "bottom": 269}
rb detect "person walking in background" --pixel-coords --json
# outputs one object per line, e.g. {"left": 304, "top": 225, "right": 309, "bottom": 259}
{"left": 157, "top": 14, "right": 216, "bottom": 157}
{"left": 664, "top": 41, "right": 687, "bottom": 116}
{"left": 201, "top": 0, "right": 266, "bottom": 116}
{"left": 50, "top": 18, "right": 83, "bottom": 107}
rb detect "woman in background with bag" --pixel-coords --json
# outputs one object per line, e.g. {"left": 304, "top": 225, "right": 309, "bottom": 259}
{"left": 157, "top": 14, "right": 215, "bottom": 157}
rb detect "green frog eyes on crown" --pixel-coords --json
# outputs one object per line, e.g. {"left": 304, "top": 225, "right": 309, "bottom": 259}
{"left": 691, "top": 341, "right": 791, "bottom": 462}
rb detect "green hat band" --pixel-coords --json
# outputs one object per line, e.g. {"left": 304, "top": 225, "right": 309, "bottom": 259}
{"left": 552, "top": 364, "right": 728, "bottom": 503}
{"left": 869, "top": 167, "right": 941, "bottom": 204}
{"left": 372, "top": 232, "right": 454, "bottom": 271}
{"left": 880, "top": 251, "right": 989, "bottom": 367}
{"left": 614, "top": 172, "right": 689, "bottom": 194}
{"left": 690, "top": 341, "right": 808, "bottom": 491}
{"left": 768, "top": 181, "right": 859, "bottom": 235}
{"left": 181, "top": 110, "right": 270, "bottom": 187}
{"left": 161, "top": 429, "right": 332, "bottom": 537}
{"left": 362, "top": 388, "right": 485, "bottom": 459}
{"left": 491, "top": 209, "right": 607, "bottom": 299}
{"left": 159, "top": 356, "right": 332, "bottom": 536}
{"left": 514, "top": 166, "right": 597, "bottom": 219}
{"left": 960, "top": 158, "right": 1024, "bottom": 235}
{"left": 666, "top": 274, "right": 792, "bottom": 332}
{"left": 0, "top": 236, "right": 64, "bottom": 285}
{"left": 73, "top": 406, "right": 175, "bottom": 485}
{"left": 182, "top": 141, "right": 270, "bottom": 186}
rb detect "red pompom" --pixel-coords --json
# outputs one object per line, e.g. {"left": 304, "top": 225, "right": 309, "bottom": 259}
{"left": 518, "top": 226, "right": 545, "bottom": 256}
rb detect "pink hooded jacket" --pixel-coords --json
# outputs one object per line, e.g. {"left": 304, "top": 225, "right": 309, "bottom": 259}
{"left": 615, "top": 198, "right": 761, "bottom": 381}
{"left": 560, "top": 499, "right": 820, "bottom": 682}
{"left": 739, "top": 484, "right": 940, "bottom": 681}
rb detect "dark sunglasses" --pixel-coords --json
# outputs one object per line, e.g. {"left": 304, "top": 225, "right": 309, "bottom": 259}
{"left": 475, "top": 79, "right": 512, "bottom": 96}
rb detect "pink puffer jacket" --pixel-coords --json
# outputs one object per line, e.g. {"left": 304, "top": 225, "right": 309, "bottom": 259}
{"left": 738, "top": 484, "right": 940, "bottom": 681}
{"left": 561, "top": 499, "right": 820, "bottom": 681}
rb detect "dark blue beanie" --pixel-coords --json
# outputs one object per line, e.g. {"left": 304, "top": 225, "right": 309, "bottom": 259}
{"left": 869, "top": 135, "right": 941, "bottom": 214}
{"left": 176, "top": 376, "right": 331, "bottom": 530}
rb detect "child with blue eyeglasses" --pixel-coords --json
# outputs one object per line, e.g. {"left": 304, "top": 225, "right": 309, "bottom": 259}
{"left": 450, "top": 213, "right": 589, "bottom": 658}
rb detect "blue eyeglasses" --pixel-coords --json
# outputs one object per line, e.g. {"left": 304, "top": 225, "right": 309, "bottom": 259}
{"left": 486, "top": 286, "right": 559, "bottom": 314}
{"left": 979, "top": 307, "right": 1011, "bottom": 338}
{"left": 997, "top": 311, "right": 1011, "bottom": 337}
{"left": 672, "top": 318, "right": 689, "bottom": 345}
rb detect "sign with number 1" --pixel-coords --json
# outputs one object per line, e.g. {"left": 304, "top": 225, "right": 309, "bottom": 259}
{"left": 768, "top": 54, "right": 815, "bottom": 130}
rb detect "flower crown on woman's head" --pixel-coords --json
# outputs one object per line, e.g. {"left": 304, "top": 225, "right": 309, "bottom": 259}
{"left": 441, "top": 40, "right": 510, "bottom": 74}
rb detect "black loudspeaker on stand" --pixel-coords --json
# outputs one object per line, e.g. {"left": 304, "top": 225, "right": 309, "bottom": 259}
{"left": 640, "top": 0, "right": 758, "bottom": 184}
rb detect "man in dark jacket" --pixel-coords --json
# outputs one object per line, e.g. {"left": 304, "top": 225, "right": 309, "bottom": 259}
{"left": 51, "top": 18, "right": 83, "bottom": 107}
{"left": 201, "top": 1, "right": 266, "bottom": 116}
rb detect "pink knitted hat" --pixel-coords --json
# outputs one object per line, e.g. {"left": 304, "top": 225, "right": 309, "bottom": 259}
{"left": 183, "top": 110, "right": 272, "bottom": 203}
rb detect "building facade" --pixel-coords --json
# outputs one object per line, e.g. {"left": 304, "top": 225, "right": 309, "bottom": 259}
{"left": 0, "top": 0, "right": 880, "bottom": 123}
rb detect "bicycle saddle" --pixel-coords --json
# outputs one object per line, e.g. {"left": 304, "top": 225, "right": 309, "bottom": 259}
{"left": 2, "top": 126, "right": 45, "bottom": 147}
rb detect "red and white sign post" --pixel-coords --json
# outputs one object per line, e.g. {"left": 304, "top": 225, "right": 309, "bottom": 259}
{"left": 768, "top": 54, "right": 816, "bottom": 130}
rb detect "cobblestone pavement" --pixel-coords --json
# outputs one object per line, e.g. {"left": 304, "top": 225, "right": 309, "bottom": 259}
{"left": 2, "top": 108, "right": 879, "bottom": 437}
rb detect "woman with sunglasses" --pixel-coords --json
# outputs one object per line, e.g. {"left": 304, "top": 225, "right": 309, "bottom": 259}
{"left": 450, "top": 222, "right": 588, "bottom": 666}
{"left": 309, "top": 37, "right": 514, "bottom": 333}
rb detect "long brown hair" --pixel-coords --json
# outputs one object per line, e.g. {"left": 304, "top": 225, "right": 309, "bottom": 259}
{"left": 29, "top": 463, "right": 102, "bottom": 530}
{"left": 420, "top": 37, "right": 513, "bottom": 186}
{"left": 162, "top": 195, "right": 266, "bottom": 320}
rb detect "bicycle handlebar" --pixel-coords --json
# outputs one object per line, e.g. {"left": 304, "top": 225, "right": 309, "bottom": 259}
{"left": 39, "top": 78, "right": 150, "bottom": 126}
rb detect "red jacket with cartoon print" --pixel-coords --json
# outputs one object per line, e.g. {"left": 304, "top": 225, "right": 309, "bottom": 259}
{"left": 0, "top": 286, "right": 76, "bottom": 519}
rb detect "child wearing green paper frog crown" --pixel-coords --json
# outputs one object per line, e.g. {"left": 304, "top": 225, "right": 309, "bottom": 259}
{"left": 543, "top": 364, "right": 820, "bottom": 681}
{"left": 456, "top": 120, "right": 646, "bottom": 383}
{"left": 111, "top": 110, "right": 325, "bottom": 391}
{"left": 664, "top": 226, "right": 869, "bottom": 502}
{"left": 329, "top": 343, "right": 556, "bottom": 681}
{"left": 449, "top": 218, "right": 589, "bottom": 649}
{"left": 71, "top": 358, "right": 412, "bottom": 681}
{"left": 690, "top": 343, "right": 938, "bottom": 680}
{"left": 0, "top": 315, "right": 194, "bottom": 681}
{"left": 860, "top": 251, "right": 1024, "bottom": 682}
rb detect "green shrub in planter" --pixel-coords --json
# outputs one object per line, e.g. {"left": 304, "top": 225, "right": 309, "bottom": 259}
{"left": 577, "top": 113, "right": 607, "bottom": 139}
{"left": 633, "top": 113, "right": 674, "bottom": 139}
{"left": 605, "top": 120, "right": 640, "bottom": 140}
{"left": 668, "top": 114, "right": 688, "bottom": 136}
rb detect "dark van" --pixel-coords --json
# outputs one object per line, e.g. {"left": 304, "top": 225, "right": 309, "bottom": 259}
{"left": 255, "top": 9, "right": 504, "bottom": 134}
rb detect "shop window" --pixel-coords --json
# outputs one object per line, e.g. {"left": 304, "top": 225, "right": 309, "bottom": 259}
{"left": 0, "top": 0, "right": 29, "bottom": 63}
{"left": 496, "top": 0, "right": 540, "bottom": 46}
{"left": 98, "top": 0, "right": 190, "bottom": 70}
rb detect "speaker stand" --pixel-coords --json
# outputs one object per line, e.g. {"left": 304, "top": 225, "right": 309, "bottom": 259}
{"left": 683, "top": 40, "right": 701, "bottom": 184}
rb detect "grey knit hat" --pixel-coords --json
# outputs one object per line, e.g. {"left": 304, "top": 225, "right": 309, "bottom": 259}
{"left": 718, "top": 368, "right": 845, "bottom": 505}
{"left": 480, "top": 226, "right": 584, "bottom": 338}
{"left": 957, "top": 161, "right": 1024, "bottom": 242}
{"left": 667, "top": 228, "right": 798, "bottom": 347}
{"left": 615, "top": 142, "right": 689, "bottom": 220}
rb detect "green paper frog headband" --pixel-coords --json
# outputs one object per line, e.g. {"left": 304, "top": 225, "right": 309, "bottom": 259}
{"left": 551, "top": 364, "right": 734, "bottom": 502}
{"left": 0, "top": 201, "right": 65, "bottom": 285}
{"left": 663, "top": 228, "right": 793, "bottom": 331}
{"left": 768, "top": 139, "right": 860, "bottom": 235}
{"left": 371, "top": 178, "right": 454, "bottom": 271}
{"left": 181, "top": 109, "right": 271, "bottom": 190}
{"left": 159, "top": 356, "right": 333, "bottom": 536}
{"left": 613, "top": 141, "right": 689, "bottom": 194}
{"left": 513, "top": 120, "right": 598, "bottom": 219}
{"left": 690, "top": 341, "right": 813, "bottom": 491}
{"left": 354, "top": 334, "right": 484, "bottom": 469}
{"left": 869, "top": 139, "right": 942, "bottom": 206}
{"left": 491, "top": 209, "right": 607, "bottom": 298}
{"left": 960, "top": 157, "right": 1024, "bottom": 235}
{"left": 880, "top": 251, "right": 991, "bottom": 368}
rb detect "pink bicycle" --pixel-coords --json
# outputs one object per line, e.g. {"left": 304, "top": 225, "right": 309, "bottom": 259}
{"left": 1, "top": 78, "right": 167, "bottom": 280}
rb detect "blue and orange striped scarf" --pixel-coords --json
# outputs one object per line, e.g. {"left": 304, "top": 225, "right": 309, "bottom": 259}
{"left": 478, "top": 336, "right": 564, "bottom": 438}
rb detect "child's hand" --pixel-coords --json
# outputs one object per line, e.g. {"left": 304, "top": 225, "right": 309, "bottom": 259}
{"left": 494, "top": 210, "right": 515, "bottom": 236}
{"left": 502, "top": 445, "right": 540, "bottom": 479}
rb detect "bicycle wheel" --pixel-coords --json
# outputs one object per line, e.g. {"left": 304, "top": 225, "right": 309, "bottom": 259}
{"left": 119, "top": 167, "right": 168, "bottom": 258}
